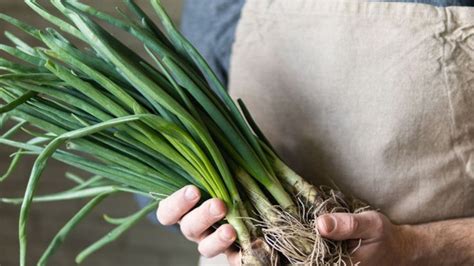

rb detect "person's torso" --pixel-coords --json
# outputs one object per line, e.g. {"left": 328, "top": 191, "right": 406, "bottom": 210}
{"left": 228, "top": 0, "right": 474, "bottom": 224}
{"left": 181, "top": 0, "right": 474, "bottom": 85}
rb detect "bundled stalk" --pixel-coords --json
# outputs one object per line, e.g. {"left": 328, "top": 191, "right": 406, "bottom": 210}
{"left": 0, "top": 1, "right": 368, "bottom": 265}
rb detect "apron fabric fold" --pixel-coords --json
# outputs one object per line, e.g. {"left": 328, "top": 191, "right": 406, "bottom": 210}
{"left": 229, "top": 0, "right": 474, "bottom": 225}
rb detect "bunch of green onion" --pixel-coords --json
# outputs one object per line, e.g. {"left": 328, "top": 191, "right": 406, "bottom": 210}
{"left": 0, "top": 1, "right": 363, "bottom": 265}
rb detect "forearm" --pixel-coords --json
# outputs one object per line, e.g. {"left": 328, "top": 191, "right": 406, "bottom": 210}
{"left": 404, "top": 217, "right": 474, "bottom": 265}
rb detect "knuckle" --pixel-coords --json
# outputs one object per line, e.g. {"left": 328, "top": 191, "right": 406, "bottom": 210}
{"left": 347, "top": 215, "right": 359, "bottom": 234}
{"left": 157, "top": 198, "right": 188, "bottom": 225}
{"left": 199, "top": 201, "right": 218, "bottom": 224}
{"left": 174, "top": 204, "right": 186, "bottom": 217}
{"left": 180, "top": 220, "right": 198, "bottom": 240}
{"left": 197, "top": 243, "right": 212, "bottom": 258}
{"left": 198, "top": 238, "right": 223, "bottom": 258}
{"left": 371, "top": 214, "right": 386, "bottom": 235}
{"left": 157, "top": 215, "right": 173, "bottom": 225}
{"left": 180, "top": 203, "right": 218, "bottom": 241}
{"left": 167, "top": 189, "right": 182, "bottom": 203}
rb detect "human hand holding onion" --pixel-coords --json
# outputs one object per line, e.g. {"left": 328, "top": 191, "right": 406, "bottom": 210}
{"left": 158, "top": 186, "right": 474, "bottom": 266}
{"left": 157, "top": 186, "right": 410, "bottom": 265}
{"left": 157, "top": 186, "right": 474, "bottom": 266}
{"left": 157, "top": 186, "right": 241, "bottom": 265}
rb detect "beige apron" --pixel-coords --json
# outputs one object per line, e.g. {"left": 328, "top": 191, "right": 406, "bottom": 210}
{"left": 229, "top": 0, "right": 474, "bottom": 225}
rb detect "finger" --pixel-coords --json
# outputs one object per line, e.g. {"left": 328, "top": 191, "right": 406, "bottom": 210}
{"left": 317, "top": 211, "right": 384, "bottom": 240}
{"left": 226, "top": 248, "right": 241, "bottom": 266}
{"left": 156, "top": 185, "right": 200, "bottom": 225}
{"left": 198, "top": 224, "right": 237, "bottom": 258}
{"left": 180, "top": 198, "right": 227, "bottom": 241}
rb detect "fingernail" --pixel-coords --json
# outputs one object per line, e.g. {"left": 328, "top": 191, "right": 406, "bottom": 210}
{"left": 184, "top": 186, "right": 199, "bottom": 201}
{"left": 318, "top": 216, "right": 336, "bottom": 234}
{"left": 209, "top": 201, "right": 223, "bottom": 217}
{"left": 219, "top": 227, "right": 235, "bottom": 241}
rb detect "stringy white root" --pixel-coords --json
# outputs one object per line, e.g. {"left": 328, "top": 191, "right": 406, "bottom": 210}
{"left": 256, "top": 187, "right": 370, "bottom": 265}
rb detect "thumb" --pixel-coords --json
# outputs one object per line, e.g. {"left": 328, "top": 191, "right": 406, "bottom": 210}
{"left": 316, "top": 211, "right": 384, "bottom": 241}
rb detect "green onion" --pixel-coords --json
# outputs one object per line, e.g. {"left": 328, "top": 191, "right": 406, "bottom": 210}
{"left": 0, "top": 1, "right": 365, "bottom": 265}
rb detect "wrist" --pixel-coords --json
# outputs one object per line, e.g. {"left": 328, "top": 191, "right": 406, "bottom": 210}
{"left": 397, "top": 224, "right": 428, "bottom": 265}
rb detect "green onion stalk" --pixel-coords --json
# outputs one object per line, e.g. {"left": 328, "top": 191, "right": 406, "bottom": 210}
{"left": 0, "top": 1, "right": 367, "bottom": 265}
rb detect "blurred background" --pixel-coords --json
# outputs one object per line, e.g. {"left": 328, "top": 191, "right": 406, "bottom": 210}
{"left": 0, "top": 1, "right": 203, "bottom": 265}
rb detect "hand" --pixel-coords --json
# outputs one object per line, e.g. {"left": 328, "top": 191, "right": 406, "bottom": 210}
{"left": 157, "top": 187, "right": 474, "bottom": 265}
{"left": 156, "top": 185, "right": 240, "bottom": 264}
{"left": 317, "top": 211, "right": 413, "bottom": 265}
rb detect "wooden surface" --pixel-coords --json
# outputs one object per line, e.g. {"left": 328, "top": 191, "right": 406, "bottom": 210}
{"left": 0, "top": 1, "right": 200, "bottom": 265}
